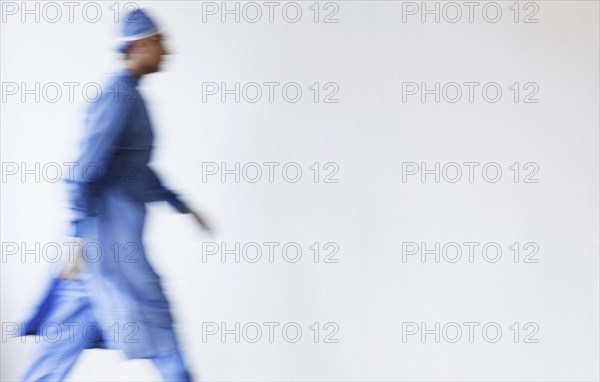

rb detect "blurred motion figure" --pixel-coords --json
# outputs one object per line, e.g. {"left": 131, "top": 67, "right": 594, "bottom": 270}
{"left": 18, "top": 8, "right": 210, "bottom": 382}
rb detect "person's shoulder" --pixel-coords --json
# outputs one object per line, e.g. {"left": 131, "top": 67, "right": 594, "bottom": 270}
{"left": 98, "top": 69, "right": 138, "bottom": 93}
{"left": 91, "top": 70, "right": 141, "bottom": 107}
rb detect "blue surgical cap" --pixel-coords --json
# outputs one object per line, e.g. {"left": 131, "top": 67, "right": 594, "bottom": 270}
{"left": 117, "top": 9, "right": 160, "bottom": 54}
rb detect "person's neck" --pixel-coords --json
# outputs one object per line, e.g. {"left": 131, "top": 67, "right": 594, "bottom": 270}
{"left": 123, "top": 61, "right": 145, "bottom": 79}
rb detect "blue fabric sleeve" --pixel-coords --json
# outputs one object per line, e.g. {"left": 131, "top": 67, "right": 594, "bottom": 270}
{"left": 67, "top": 93, "right": 135, "bottom": 237}
{"left": 142, "top": 165, "right": 190, "bottom": 214}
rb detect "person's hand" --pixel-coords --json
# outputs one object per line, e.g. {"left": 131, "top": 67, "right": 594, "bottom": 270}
{"left": 59, "top": 239, "right": 82, "bottom": 281}
{"left": 189, "top": 209, "right": 213, "bottom": 234}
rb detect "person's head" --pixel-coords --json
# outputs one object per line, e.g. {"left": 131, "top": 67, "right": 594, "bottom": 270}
{"left": 118, "top": 9, "right": 167, "bottom": 75}
{"left": 124, "top": 32, "right": 168, "bottom": 74}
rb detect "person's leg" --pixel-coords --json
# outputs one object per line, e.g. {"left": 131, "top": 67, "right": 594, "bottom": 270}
{"left": 20, "top": 331, "right": 87, "bottom": 382}
{"left": 20, "top": 279, "right": 98, "bottom": 382}
{"left": 151, "top": 349, "right": 194, "bottom": 382}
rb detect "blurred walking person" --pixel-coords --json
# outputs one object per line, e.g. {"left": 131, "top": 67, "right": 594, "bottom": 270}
{"left": 18, "top": 8, "right": 210, "bottom": 382}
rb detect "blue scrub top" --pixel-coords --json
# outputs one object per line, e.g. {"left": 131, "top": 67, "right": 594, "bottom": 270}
{"left": 68, "top": 67, "right": 189, "bottom": 238}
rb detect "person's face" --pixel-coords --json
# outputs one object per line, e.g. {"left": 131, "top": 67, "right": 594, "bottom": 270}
{"left": 128, "top": 33, "right": 168, "bottom": 73}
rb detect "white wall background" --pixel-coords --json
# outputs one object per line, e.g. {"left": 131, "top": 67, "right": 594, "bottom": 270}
{"left": 1, "top": 1, "right": 599, "bottom": 380}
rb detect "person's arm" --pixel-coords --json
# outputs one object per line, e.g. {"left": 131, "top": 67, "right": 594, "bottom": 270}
{"left": 61, "top": 92, "right": 135, "bottom": 279}
{"left": 66, "top": 93, "right": 135, "bottom": 238}
{"left": 141, "top": 166, "right": 213, "bottom": 232}
{"left": 141, "top": 165, "right": 190, "bottom": 213}
{"left": 59, "top": 239, "right": 82, "bottom": 280}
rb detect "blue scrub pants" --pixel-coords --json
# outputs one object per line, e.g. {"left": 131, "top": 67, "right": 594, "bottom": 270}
{"left": 19, "top": 278, "right": 193, "bottom": 382}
